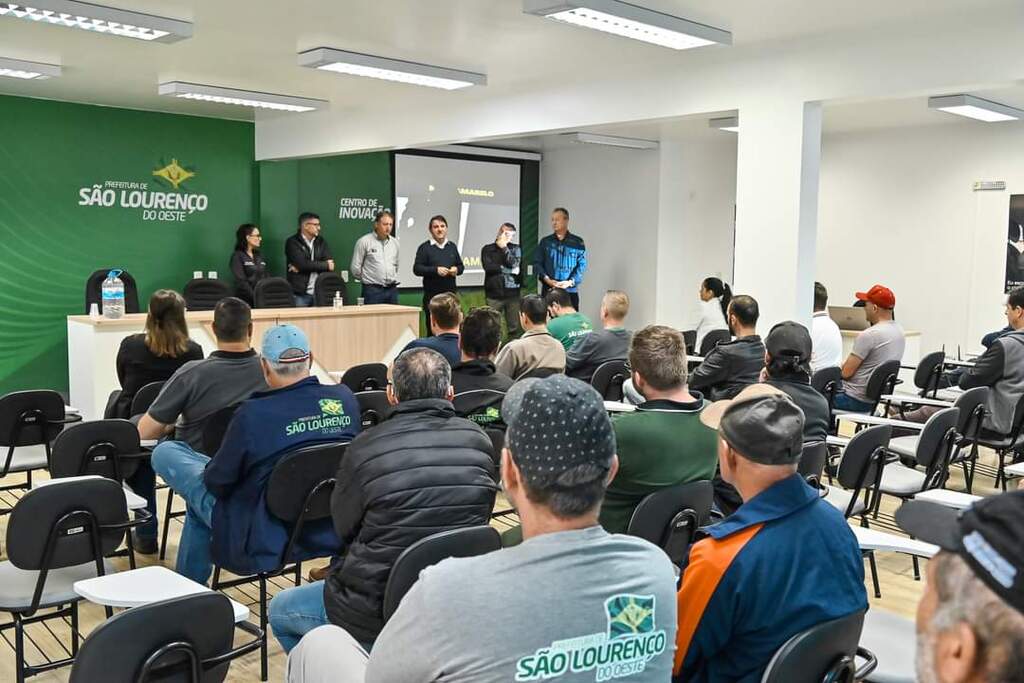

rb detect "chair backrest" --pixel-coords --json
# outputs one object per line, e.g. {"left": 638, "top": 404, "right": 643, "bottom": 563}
{"left": 626, "top": 480, "right": 713, "bottom": 566}
{"left": 913, "top": 407, "right": 960, "bottom": 485}
{"left": 590, "top": 359, "right": 629, "bottom": 401}
{"left": 517, "top": 366, "right": 562, "bottom": 381}
{"left": 130, "top": 381, "right": 165, "bottom": 418}
{"left": 483, "top": 426, "right": 506, "bottom": 471}
{"left": 681, "top": 329, "right": 697, "bottom": 354}
{"left": 383, "top": 526, "right": 501, "bottom": 622}
{"left": 811, "top": 366, "right": 843, "bottom": 397}
{"left": 798, "top": 441, "right": 828, "bottom": 486}
{"left": 0, "top": 389, "right": 66, "bottom": 447}
{"left": 452, "top": 389, "right": 506, "bottom": 424}
{"left": 761, "top": 610, "right": 865, "bottom": 683}
{"left": 863, "top": 359, "right": 902, "bottom": 406}
{"left": 85, "top": 268, "right": 141, "bottom": 314}
{"left": 183, "top": 278, "right": 232, "bottom": 312}
{"left": 69, "top": 592, "right": 236, "bottom": 683}
{"left": 835, "top": 425, "right": 892, "bottom": 518}
{"left": 699, "top": 329, "right": 731, "bottom": 357}
{"left": 314, "top": 272, "right": 346, "bottom": 306}
{"left": 201, "top": 405, "right": 239, "bottom": 457}
{"left": 354, "top": 390, "right": 390, "bottom": 428}
{"left": 50, "top": 419, "right": 141, "bottom": 483}
{"left": 7, "top": 477, "right": 127, "bottom": 571}
{"left": 253, "top": 277, "right": 294, "bottom": 309}
{"left": 953, "top": 386, "right": 989, "bottom": 441}
{"left": 914, "top": 351, "right": 946, "bottom": 397}
{"left": 265, "top": 442, "right": 347, "bottom": 524}
{"left": 341, "top": 363, "right": 389, "bottom": 392}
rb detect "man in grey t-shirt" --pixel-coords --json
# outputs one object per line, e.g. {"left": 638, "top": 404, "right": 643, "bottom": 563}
{"left": 287, "top": 375, "right": 678, "bottom": 683}
{"left": 833, "top": 284, "right": 905, "bottom": 412}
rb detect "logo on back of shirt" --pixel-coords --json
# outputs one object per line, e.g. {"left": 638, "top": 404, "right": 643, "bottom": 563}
{"left": 514, "top": 594, "right": 666, "bottom": 682}
{"left": 319, "top": 399, "right": 344, "bottom": 416}
{"left": 284, "top": 398, "right": 352, "bottom": 436}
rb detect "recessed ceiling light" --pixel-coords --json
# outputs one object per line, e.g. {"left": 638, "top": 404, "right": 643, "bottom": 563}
{"left": 523, "top": 0, "right": 730, "bottom": 50}
{"left": 566, "top": 132, "right": 659, "bottom": 149}
{"left": 709, "top": 116, "right": 739, "bottom": 132}
{"left": 928, "top": 94, "right": 1022, "bottom": 123}
{"left": 0, "top": 1, "right": 192, "bottom": 42}
{"left": 298, "top": 48, "right": 486, "bottom": 90}
{"left": 0, "top": 56, "right": 60, "bottom": 79}
{"left": 158, "top": 82, "right": 326, "bottom": 113}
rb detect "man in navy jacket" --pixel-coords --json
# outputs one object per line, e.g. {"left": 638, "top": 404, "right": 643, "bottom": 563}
{"left": 152, "top": 324, "right": 360, "bottom": 584}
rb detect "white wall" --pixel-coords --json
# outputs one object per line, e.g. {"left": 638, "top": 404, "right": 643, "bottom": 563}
{"left": 540, "top": 144, "right": 660, "bottom": 326}
{"left": 817, "top": 121, "right": 1018, "bottom": 355}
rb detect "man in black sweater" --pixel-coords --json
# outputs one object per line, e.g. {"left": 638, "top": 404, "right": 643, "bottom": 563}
{"left": 413, "top": 214, "right": 464, "bottom": 335}
{"left": 285, "top": 212, "right": 335, "bottom": 307}
{"left": 481, "top": 223, "right": 523, "bottom": 339}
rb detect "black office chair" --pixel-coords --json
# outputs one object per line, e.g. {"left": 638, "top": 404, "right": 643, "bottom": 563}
{"left": 85, "top": 268, "right": 140, "bottom": 315}
{"left": 0, "top": 389, "right": 77, "bottom": 514}
{"left": 590, "top": 360, "right": 629, "bottom": 401}
{"left": 911, "top": 351, "right": 946, "bottom": 398}
{"left": 0, "top": 478, "right": 129, "bottom": 681}
{"left": 211, "top": 442, "right": 348, "bottom": 681}
{"left": 972, "top": 392, "right": 1024, "bottom": 491}
{"left": 341, "top": 363, "right": 388, "bottom": 392}
{"left": 626, "top": 480, "right": 713, "bottom": 568}
{"left": 354, "top": 390, "right": 390, "bottom": 428}
{"left": 811, "top": 366, "right": 843, "bottom": 433}
{"left": 698, "top": 329, "right": 731, "bottom": 357}
{"left": 382, "top": 526, "right": 501, "bottom": 623}
{"left": 761, "top": 611, "right": 876, "bottom": 683}
{"left": 516, "top": 367, "right": 562, "bottom": 381}
{"left": 253, "top": 277, "right": 294, "bottom": 309}
{"left": 130, "top": 381, "right": 166, "bottom": 418}
{"left": 798, "top": 441, "right": 828, "bottom": 488}
{"left": 681, "top": 330, "right": 697, "bottom": 354}
{"left": 183, "top": 278, "right": 232, "bottom": 311}
{"left": 69, "top": 593, "right": 259, "bottom": 683}
{"left": 452, "top": 389, "right": 506, "bottom": 426}
{"left": 314, "top": 272, "right": 346, "bottom": 306}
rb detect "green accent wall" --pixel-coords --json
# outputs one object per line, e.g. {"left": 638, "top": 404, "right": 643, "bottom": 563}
{"left": 0, "top": 95, "right": 256, "bottom": 395}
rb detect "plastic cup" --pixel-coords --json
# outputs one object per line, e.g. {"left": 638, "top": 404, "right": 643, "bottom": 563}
{"left": 357, "top": 297, "right": 365, "bottom": 306}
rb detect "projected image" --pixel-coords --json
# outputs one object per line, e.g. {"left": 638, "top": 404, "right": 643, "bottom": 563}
{"left": 395, "top": 153, "right": 521, "bottom": 288}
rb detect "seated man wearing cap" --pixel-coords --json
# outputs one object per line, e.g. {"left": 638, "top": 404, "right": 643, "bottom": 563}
{"left": 674, "top": 384, "right": 867, "bottom": 683}
{"left": 898, "top": 494, "right": 1024, "bottom": 683}
{"left": 152, "top": 324, "right": 361, "bottom": 585}
{"left": 833, "top": 284, "right": 905, "bottom": 413}
{"left": 763, "top": 321, "right": 830, "bottom": 443}
{"left": 286, "top": 375, "right": 679, "bottom": 683}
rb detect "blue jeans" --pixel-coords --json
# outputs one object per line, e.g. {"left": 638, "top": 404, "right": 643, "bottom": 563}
{"left": 833, "top": 392, "right": 875, "bottom": 413}
{"left": 151, "top": 441, "right": 217, "bottom": 585}
{"left": 268, "top": 580, "right": 328, "bottom": 653}
{"left": 124, "top": 461, "right": 157, "bottom": 540}
{"left": 361, "top": 284, "right": 398, "bottom": 305}
{"left": 293, "top": 293, "right": 315, "bottom": 307}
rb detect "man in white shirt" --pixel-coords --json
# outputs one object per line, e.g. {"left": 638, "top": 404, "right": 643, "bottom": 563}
{"left": 810, "top": 282, "right": 842, "bottom": 372}
{"left": 350, "top": 210, "right": 400, "bottom": 305}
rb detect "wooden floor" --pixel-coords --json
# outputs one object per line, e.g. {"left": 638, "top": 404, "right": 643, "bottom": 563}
{"left": 0, "top": 449, "right": 1005, "bottom": 682}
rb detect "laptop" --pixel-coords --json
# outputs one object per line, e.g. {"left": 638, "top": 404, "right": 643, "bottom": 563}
{"left": 828, "top": 306, "right": 870, "bottom": 331}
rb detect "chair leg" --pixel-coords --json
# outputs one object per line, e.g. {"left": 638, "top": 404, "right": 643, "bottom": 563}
{"left": 14, "top": 614, "right": 25, "bottom": 683}
{"left": 259, "top": 575, "right": 269, "bottom": 682}
{"left": 70, "top": 602, "right": 80, "bottom": 657}
{"left": 912, "top": 555, "right": 920, "bottom": 581}
{"left": 294, "top": 561, "right": 302, "bottom": 587}
{"left": 867, "top": 551, "right": 881, "bottom": 599}
{"left": 160, "top": 489, "right": 175, "bottom": 561}
{"left": 125, "top": 529, "right": 137, "bottom": 570}
{"left": 998, "top": 451, "right": 1008, "bottom": 492}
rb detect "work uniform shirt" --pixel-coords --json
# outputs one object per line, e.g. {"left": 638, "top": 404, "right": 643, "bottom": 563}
{"left": 351, "top": 232, "right": 400, "bottom": 287}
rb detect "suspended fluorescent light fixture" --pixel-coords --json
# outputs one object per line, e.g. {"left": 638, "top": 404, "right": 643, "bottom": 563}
{"left": 928, "top": 94, "right": 1022, "bottom": 123}
{"left": 523, "top": 0, "right": 730, "bottom": 50}
{"left": 298, "top": 48, "right": 486, "bottom": 90}
{"left": 158, "top": 82, "right": 326, "bottom": 113}
{"left": 0, "top": 56, "right": 60, "bottom": 79}
{"left": 566, "top": 132, "right": 659, "bottom": 149}
{"left": 0, "top": 1, "right": 192, "bottom": 42}
{"left": 709, "top": 116, "right": 739, "bottom": 132}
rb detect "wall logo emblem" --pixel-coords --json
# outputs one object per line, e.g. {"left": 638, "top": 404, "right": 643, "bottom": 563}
{"left": 152, "top": 158, "right": 196, "bottom": 190}
{"left": 78, "top": 156, "right": 209, "bottom": 223}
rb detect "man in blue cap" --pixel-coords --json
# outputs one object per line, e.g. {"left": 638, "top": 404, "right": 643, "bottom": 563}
{"left": 152, "top": 324, "right": 361, "bottom": 585}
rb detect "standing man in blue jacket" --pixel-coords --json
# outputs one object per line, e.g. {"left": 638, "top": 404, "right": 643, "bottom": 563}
{"left": 535, "top": 207, "right": 587, "bottom": 310}
{"left": 152, "top": 324, "right": 361, "bottom": 585}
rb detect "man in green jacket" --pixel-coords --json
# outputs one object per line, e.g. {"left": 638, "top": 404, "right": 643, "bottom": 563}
{"left": 599, "top": 325, "right": 719, "bottom": 534}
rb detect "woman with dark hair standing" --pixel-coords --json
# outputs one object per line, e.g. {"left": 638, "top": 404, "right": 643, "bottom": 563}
{"left": 413, "top": 214, "right": 464, "bottom": 335}
{"left": 108, "top": 288, "right": 203, "bottom": 554}
{"left": 695, "top": 277, "right": 732, "bottom": 349}
{"left": 230, "top": 223, "right": 268, "bottom": 304}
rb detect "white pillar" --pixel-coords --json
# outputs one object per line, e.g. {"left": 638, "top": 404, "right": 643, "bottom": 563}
{"left": 733, "top": 99, "right": 822, "bottom": 329}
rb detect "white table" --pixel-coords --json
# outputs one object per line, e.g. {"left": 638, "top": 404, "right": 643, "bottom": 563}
{"left": 687, "top": 355, "right": 705, "bottom": 363}
{"left": 880, "top": 393, "right": 953, "bottom": 408}
{"left": 836, "top": 413, "right": 924, "bottom": 431}
{"left": 74, "top": 566, "right": 249, "bottom": 622}
{"left": 33, "top": 475, "right": 147, "bottom": 510}
{"left": 914, "top": 489, "right": 981, "bottom": 510}
{"left": 852, "top": 526, "right": 938, "bottom": 558}
{"left": 943, "top": 358, "right": 976, "bottom": 368}
{"left": 604, "top": 400, "right": 636, "bottom": 413}
{"left": 1005, "top": 461, "right": 1024, "bottom": 479}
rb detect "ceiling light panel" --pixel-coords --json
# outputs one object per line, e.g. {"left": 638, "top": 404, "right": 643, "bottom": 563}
{"left": 709, "top": 116, "right": 739, "bottom": 132}
{"left": 158, "top": 82, "right": 326, "bottom": 113}
{"left": 0, "top": 56, "right": 61, "bottom": 79}
{"left": 298, "top": 48, "right": 486, "bottom": 90}
{"left": 928, "top": 95, "right": 1022, "bottom": 123}
{"left": 566, "top": 132, "right": 659, "bottom": 149}
{"left": 0, "top": 1, "right": 192, "bottom": 42}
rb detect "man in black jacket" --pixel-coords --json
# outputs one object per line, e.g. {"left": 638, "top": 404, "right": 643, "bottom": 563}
{"left": 285, "top": 212, "right": 335, "bottom": 307}
{"left": 451, "top": 307, "right": 513, "bottom": 426}
{"left": 763, "top": 321, "right": 830, "bottom": 443}
{"left": 481, "top": 223, "right": 523, "bottom": 339}
{"left": 267, "top": 347, "right": 497, "bottom": 653}
{"left": 690, "top": 294, "right": 765, "bottom": 401}
{"left": 413, "top": 215, "right": 464, "bottom": 335}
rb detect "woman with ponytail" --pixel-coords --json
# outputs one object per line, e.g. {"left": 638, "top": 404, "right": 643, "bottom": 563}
{"left": 695, "top": 277, "right": 732, "bottom": 349}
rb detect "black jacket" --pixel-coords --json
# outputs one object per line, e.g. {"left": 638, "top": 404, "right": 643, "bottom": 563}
{"left": 690, "top": 335, "right": 765, "bottom": 401}
{"left": 325, "top": 399, "right": 497, "bottom": 644}
{"left": 285, "top": 233, "right": 334, "bottom": 295}
{"left": 229, "top": 249, "right": 268, "bottom": 304}
{"left": 451, "top": 359, "right": 514, "bottom": 394}
{"left": 413, "top": 241, "right": 464, "bottom": 298}
{"left": 481, "top": 242, "right": 522, "bottom": 299}
{"left": 767, "top": 377, "right": 831, "bottom": 444}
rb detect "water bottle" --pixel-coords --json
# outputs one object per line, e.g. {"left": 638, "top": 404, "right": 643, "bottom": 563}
{"left": 333, "top": 291, "right": 344, "bottom": 309}
{"left": 101, "top": 269, "right": 125, "bottom": 319}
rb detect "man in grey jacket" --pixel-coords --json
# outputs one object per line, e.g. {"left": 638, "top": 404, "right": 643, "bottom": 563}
{"left": 566, "top": 290, "right": 632, "bottom": 381}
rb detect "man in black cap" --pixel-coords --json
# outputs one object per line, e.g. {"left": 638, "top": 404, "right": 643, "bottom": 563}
{"left": 897, "top": 495, "right": 1024, "bottom": 683}
{"left": 673, "top": 384, "right": 866, "bottom": 683}
{"left": 286, "top": 375, "right": 679, "bottom": 683}
{"left": 763, "top": 321, "right": 830, "bottom": 443}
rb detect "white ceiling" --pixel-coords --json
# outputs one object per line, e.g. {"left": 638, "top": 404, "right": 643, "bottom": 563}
{"left": 0, "top": 0, "right": 1017, "bottom": 129}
